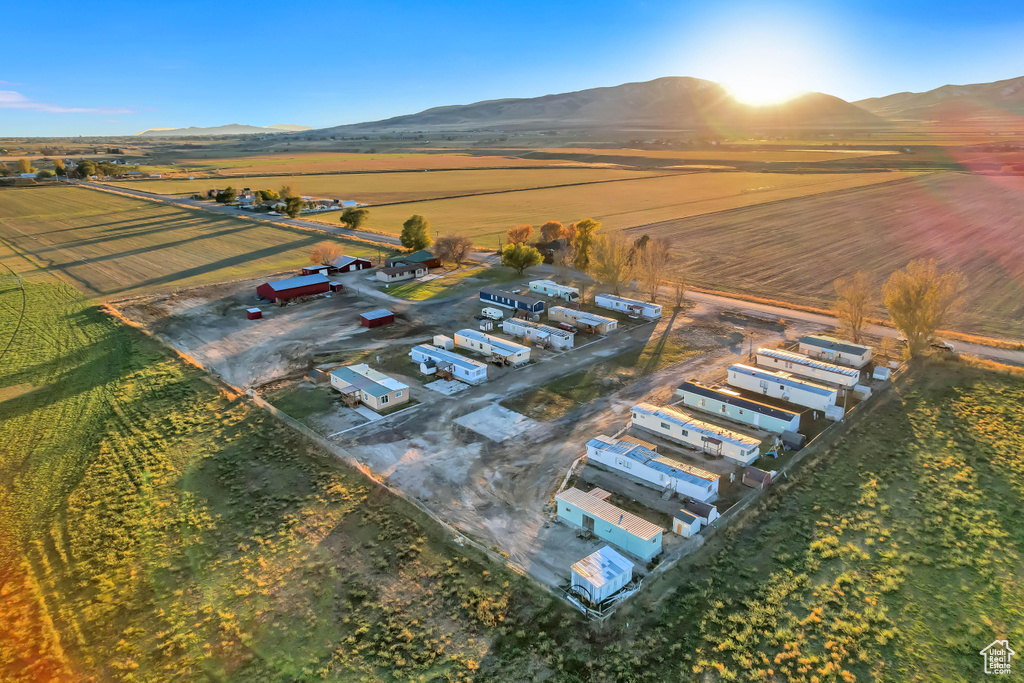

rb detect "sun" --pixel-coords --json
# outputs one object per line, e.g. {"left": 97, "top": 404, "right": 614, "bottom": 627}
{"left": 724, "top": 74, "right": 806, "bottom": 106}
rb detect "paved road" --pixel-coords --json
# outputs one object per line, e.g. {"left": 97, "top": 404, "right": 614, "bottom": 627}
{"left": 73, "top": 180, "right": 1023, "bottom": 367}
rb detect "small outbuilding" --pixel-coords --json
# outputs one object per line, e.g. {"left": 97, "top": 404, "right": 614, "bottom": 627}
{"left": 570, "top": 546, "right": 634, "bottom": 605}
{"left": 246, "top": 307, "right": 262, "bottom": 320}
{"left": 256, "top": 273, "right": 331, "bottom": 304}
{"left": 360, "top": 309, "right": 395, "bottom": 328}
{"left": 682, "top": 500, "right": 719, "bottom": 527}
{"left": 330, "top": 282, "right": 344, "bottom": 293}
{"left": 329, "top": 255, "right": 373, "bottom": 273}
{"left": 672, "top": 510, "right": 701, "bottom": 537}
{"left": 301, "top": 265, "right": 330, "bottom": 276}
{"left": 742, "top": 466, "right": 772, "bottom": 489}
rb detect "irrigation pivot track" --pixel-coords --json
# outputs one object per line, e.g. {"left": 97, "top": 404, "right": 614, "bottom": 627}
{"left": 0, "top": 260, "right": 26, "bottom": 364}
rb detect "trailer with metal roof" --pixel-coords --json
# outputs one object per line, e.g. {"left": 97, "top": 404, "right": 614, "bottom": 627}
{"left": 556, "top": 487, "right": 663, "bottom": 562}
{"left": 630, "top": 402, "right": 763, "bottom": 466}
{"left": 756, "top": 347, "right": 861, "bottom": 388}
{"left": 570, "top": 546, "right": 634, "bottom": 604}
{"left": 798, "top": 334, "right": 872, "bottom": 368}
{"left": 727, "top": 363, "right": 839, "bottom": 413}
{"left": 454, "top": 328, "right": 531, "bottom": 366}
{"left": 548, "top": 306, "right": 618, "bottom": 334}
{"left": 500, "top": 317, "right": 575, "bottom": 350}
{"left": 529, "top": 279, "right": 580, "bottom": 302}
{"left": 676, "top": 381, "right": 801, "bottom": 434}
{"left": 594, "top": 293, "right": 662, "bottom": 319}
{"left": 409, "top": 345, "right": 488, "bottom": 384}
{"left": 585, "top": 435, "right": 720, "bottom": 502}
{"left": 478, "top": 287, "right": 545, "bottom": 315}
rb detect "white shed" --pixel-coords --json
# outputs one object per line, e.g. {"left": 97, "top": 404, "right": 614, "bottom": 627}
{"left": 432, "top": 334, "right": 455, "bottom": 350}
{"left": 673, "top": 509, "right": 701, "bottom": 537}
{"left": 570, "top": 546, "right": 634, "bottom": 604}
{"left": 594, "top": 293, "right": 662, "bottom": 319}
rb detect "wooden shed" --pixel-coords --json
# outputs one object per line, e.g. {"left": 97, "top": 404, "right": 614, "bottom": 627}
{"left": 742, "top": 467, "right": 772, "bottom": 490}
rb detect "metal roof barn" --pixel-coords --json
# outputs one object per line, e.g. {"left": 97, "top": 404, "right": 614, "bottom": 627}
{"left": 255, "top": 274, "right": 330, "bottom": 303}
{"left": 756, "top": 347, "right": 861, "bottom": 388}
{"left": 360, "top": 309, "right": 395, "bottom": 328}
{"left": 631, "top": 402, "right": 763, "bottom": 466}
{"left": 676, "top": 380, "right": 801, "bottom": 434}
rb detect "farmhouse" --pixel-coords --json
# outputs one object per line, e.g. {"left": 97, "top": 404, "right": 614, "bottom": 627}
{"left": 630, "top": 403, "right": 762, "bottom": 466}
{"left": 676, "top": 381, "right": 801, "bottom": 434}
{"left": 586, "top": 435, "right": 720, "bottom": 502}
{"left": 377, "top": 263, "right": 427, "bottom": 282}
{"left": 556, "top": 487, "right": 663, "bottom": 562}
{"left": 727, "top": 364, "right": 838, "bottom": 412}
{"left": 454, "top": 329, "right": 531, "bottom": 366}
{"left": 594, "top": 293, "right": 662, "bottom": 319}
{"left": 409, "top": 345, "right": 488, "bottom": 384}
{"left": 255, "top": 273, "right": 330, "bottom": 303}
{"left": 570, "top": 546, "right": 634, "bottom": 605}
{"left": 683, "top": 500, "right": 719, "bottom": 526}
{"left": 529, "top": 279, "right": 580, "bottom": 302}
{"left": 385, "top": 249, "right": 441, "bottom": 269}
{"left": 548, "top": 306, "right": 618, "bottom": 334}
{"left": 799, "top": 334, "right": 872, "bottom": 369}
{"left": 479, "top": 287, "right": 545, "bottom": 315}
{"left": 360, "top": 309, "right": 395, "bottom": 328}
{"left": 329, "top": 255, "right": 373, "bottom": 273}
{"left": 672, "top": 510, "right": 701, "bottom": 537}
{"left": 756, "top": 347, "right": 861, "bottom": 388}
{"left": 500, "top": 317, "right": 575, "bottom": 350}
{"left": 329, "top": 364, "right": 409, "bottom": 412}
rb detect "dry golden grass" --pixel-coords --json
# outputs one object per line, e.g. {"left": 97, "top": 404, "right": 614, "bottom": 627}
{"left": 516, "top": 146, "right": 898, "bottom": 162}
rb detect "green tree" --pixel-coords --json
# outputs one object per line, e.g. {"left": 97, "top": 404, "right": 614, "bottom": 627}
{"left": 280, "top": 184, "right": 296, "bottom": 199}
{"left": 882, "top": 259, "right": 965, "bottom": 358}
{"left": 257, "top": 189, "right": 279, "bottom": 201}
{"left": 500, "top": 242, "right": 543, "bottom": 275}
{"left": 571, "top": 218, "right": 601, "bottom": 272}
{"left": 76, "top": 160, "right": 96, "bottom": 178}
{"left": 285, "top": 196, "right": 305, "bottom": 218}
{"left": 216, "top": 186, "right": 237, "bottom": 203}
{"left": 35, "top": 170, "right": 54, "bottom": 180}
{"left": 53, "top": 159, "right": 66, "bottom": 176}
{"left": 400, "top": 215, "right": 433, "bottom": 251}
{"left": 339, "top": 207, "right": 370, "bottom": 230}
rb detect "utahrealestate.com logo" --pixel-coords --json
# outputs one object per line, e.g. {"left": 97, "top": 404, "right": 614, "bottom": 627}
{"left": 980, "top": 640, "right": 1015, "bottom": 675}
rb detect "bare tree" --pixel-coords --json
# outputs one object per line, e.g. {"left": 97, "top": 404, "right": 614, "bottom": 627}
{"left": 434, "top": 234, "right": 474, "bottom": 266}
{"left": 882, "top": 258, "right": 966, "bottom": 357}
{"left": 834, "top": 271, "right": 872, "bottom": 344}
{"left": 552, "top": 243, "right": 576, "bottom": 283}
{"left": 309, "top": 242, "right": 344, "bottom": 265}
{"left": 673, "top": 276, "right": 687, "bottom": 308}
{"left": 636, "top": 237, "right": 672, "bottom": 303}
{"left": 506, "top": 224, "right": 533, "bottom": 245}
{"left": 589, "top": 233, "right": 633, "bottom": 295}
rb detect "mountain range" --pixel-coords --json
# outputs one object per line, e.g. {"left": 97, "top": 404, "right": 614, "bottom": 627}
{"left": 854, "top": 74, "right": 1024, "bottom": 120}
{"left": 134, "top": 124, "right": 311, "bottom": 137}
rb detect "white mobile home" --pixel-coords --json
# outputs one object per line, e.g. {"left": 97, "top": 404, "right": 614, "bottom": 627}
{"left": 799, "top": 334, "right": 872, "bottom": 369}
{"left": 594, "top": 293, "right": 662, "bottom": 319}
{"left": 548, "top": 306, "right": 618, "bottom": 334}
{"left": 727, "top": 363, "right": 838, "bottom": 412}
{"left": 676, "top": 381, "right": 801, "bottom": 434}
{"left": 586, "top": 435, "right": 720, "bottom": 502}
{"left": 500, "top": 317, "right": 575, "bottom": 350}
{"left": 529, "top": 279, "right": 580, "bottom": 302}
{"left": 556, "top": 487, "right": 663, "bottom": 562}
{"left": 756, "top": 348, "right": 861, "bottom": 388}
{"left": 570, "top": 546, "right": 634, "bottom": 604}
{"left": 454, "top": 329, "right": 531, "bottom": 366}
{"left": 630, "top": 403, "right": 763, "bottom": 466}
{"left": 409, "top": 344, "right": 488, "bottom": 384}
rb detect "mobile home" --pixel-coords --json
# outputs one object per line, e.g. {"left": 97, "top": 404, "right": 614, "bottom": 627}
{"left": 630, "top": 403, "right": 762, "bottom": 466}
{"left": 547, "top": 306, "right": 618, "bottom": 334}
{"left": 529, "top": 279, "right": 580, "bottom": 302}
{"left": 586, "top": 435, "right": 720, "bottom": 502}
{"left": 799, "top": 334, "right": 872, "bottom": 369}
{"left": 329, "top": 364, "right": 409, "bottom": 412}
{"left": 556, "top": 487, "right": 663, "bottom": 562}
{"left": 756, "top": 348, "right": 861, "bottom": 388}
{"left": 478, "top": 287, "right": 545, "bottom": 315}
{"left": 727, "top": 363, "right": 838, "bottom": 412}
{"left": 409, "top": 345, "right": 488, "bottom": 384}
{"left": 453, "top": 329, "right": 531, "bottom": 366}
{"left": 594, "top": 293, "right": 662, "bottom": 319}
{"left": 570, "top": 546, "right": 634, "bottom": 604}
{"left": 676, "top": 381, "right": 801, "bottom": 434}
{"left": 500, "top": 317, "right": 575, "bottom": 350}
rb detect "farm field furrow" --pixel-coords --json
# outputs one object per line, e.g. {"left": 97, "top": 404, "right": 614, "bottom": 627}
{"left": 306, "top": 170, "right": 915, "bottom": 244}
{"left": 106, "top": 167, "right": 663, "bottom": 204}
{"left": 622, "top": 172, "right": 1024, "bottom": 338}
{"left": 0, "top": 186, "right": 386, "bottom": 298}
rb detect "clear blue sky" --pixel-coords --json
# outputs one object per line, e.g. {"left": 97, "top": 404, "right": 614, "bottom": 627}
{"left": 2, "top": 0, "right": 1023, "bottom": 136}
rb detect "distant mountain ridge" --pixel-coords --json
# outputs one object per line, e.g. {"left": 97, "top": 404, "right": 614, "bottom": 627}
{"left": 854, "top": 75, "right": 1024, "bottom": 120}
{"left": 135, "top": 123, "right": 311, "bottom": 137}
{"left": 310, "top": 76, "right": 881, "bottom": 135}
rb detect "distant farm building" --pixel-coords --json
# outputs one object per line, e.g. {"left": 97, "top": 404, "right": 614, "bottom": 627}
{"left": 529, "top": 279, "right": 580, "bottom": 302}
{"left": 586, "top": 435, "right": 720, "bottom": 502}
{"left": 756, "top": 348, "right": 861, "bottom": 388}
{"left": 500, "top": 317, "right": 575, "bottom": 350}
{"left": 556, "top": 487, "right": 663, "bottom": 562}
{"left": 410, "top": 344, "right": 488, "bottom": 384}
{"left": 570, "top": 546, "right": 634, "bottom": 605}
{"left": 329, "top": 255, "right": 373, "bottom": 273}
{"left": 385, "top": 249, "right": 441, "bottom": 269}
{"left": 255, "top": 273, "right": 330, "bottom": 303}
{"left": 630, "top": 403, "right": 762, "bottom": 466}
{"left": 548, "top": 306, "right": 618, "bottom": 334}
{"left": 478, "top": 288, "right": 545, "bottom": 316}
{"left": 377, "top": 263, "right": 427, "bottom": 282}
{"left": 330, "top": 364, "right": 409, "bottom": 412}
{"left": 360, "top": 309, "right": 395, "bottom": 328}
{"left": 676, "top": 381, "right": 801, "bottom": 434}
{"left": 798, "top": 334, "right": 872, "bottom": 369}
{"left": 727, "top": 364, "right": 839, "bottom": 413}
{"left": 594, "top": 293, "right": 662, "bottom": 319}
{"left": 454, "top": 329, "right": 531, "bottom": 366}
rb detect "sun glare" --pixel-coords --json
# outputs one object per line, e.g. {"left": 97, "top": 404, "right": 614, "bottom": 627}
{"left": 724, "top": 75, "right": 807, "bottom": 106}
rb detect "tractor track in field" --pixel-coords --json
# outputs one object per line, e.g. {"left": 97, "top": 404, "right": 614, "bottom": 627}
{"left": 0, "top": 258, "right": 26, "bottom": 364}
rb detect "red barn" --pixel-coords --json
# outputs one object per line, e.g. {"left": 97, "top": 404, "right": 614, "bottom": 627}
{"left": 329, "top": 255, "right": 373, "bottom": 273}
{"left": 360, "top": 308, "right": 395, "bottom": 328}
{"left": 330, "top": 282, "right": 344, "bottom": 293}
{"left": 256, "top": 274, "right": 330, "bottom": 303}
{"left": 301, "top": 265, "right": 329, "bottom": 276}
{"left": 246, "top": 307, "right": 262, "bottom": 320}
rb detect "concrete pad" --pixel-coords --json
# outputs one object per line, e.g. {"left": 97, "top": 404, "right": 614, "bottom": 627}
{"left": 425, "top": 379, "right": 469, "bottom": 395}
{"left": 454, "top": 404, "right": 540, "bottom": 443}
{"left": 354, "top": 405, "right": 384, "bottom": 422}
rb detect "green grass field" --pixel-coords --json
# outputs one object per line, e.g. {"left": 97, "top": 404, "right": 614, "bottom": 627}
{"left": 0, "top": 186, "right": 389, "bottom": 298}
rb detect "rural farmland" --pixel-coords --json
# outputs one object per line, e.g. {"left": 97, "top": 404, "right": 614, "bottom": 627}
{"left": 0, "top": 186, "right": 386, "bottom": 298}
